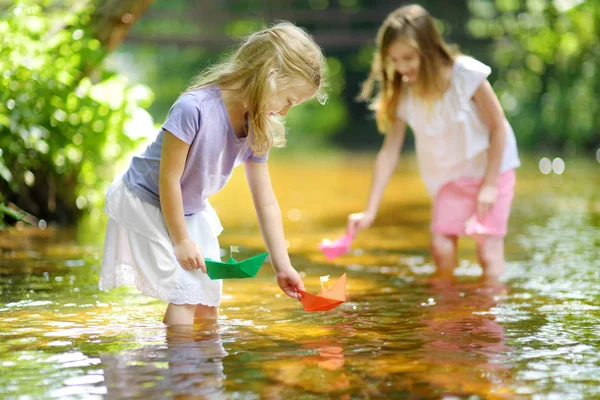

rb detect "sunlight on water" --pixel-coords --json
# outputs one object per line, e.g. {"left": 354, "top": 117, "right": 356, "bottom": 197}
{"left": 0, "top": 155, "right": 598, "bottom": 398}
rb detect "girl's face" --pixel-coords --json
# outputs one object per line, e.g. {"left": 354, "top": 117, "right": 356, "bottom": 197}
{"left": 265, "top": 80, "right": 316, "bottom": 117}
{"left": 387, "top": 40, "right": 421, "bottom": 83}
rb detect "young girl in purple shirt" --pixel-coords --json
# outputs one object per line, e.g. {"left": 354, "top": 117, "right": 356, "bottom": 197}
{"left": 100, "top": 22, "right": 328, "bottom": 325}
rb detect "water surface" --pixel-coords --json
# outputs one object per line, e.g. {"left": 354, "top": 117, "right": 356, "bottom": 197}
{"left": 1, "top": 155, "right": 598, "bottom": 399}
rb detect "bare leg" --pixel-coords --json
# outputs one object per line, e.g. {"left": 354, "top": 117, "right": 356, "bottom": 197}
{"left": 194, "top": 304, "right": 219, "bottom": 322}
{"left": 476, "top": 236, "right": 505, "bottom": 279}
{"left": 163, "top": 303, "right": 196, "bottom": 326}
{"left": 430, "top": 233, "right": 458, "bottom": 280}
{"left": 165, "top": 324, "right": 195, "bottom": 342}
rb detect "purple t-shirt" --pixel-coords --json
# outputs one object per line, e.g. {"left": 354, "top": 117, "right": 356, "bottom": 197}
{"left": 123, "top": 87, "right": 268, "bottom": 215}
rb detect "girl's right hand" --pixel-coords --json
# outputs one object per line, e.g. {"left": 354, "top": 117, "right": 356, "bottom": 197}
{"left": 275, "top": 266, "right": 305, "bottom": 299}
{"left": 346, "top": 211, "right": 375, "bottom": 236}
{"left": 174, "top": 238, "right": 206, "bottom": 273}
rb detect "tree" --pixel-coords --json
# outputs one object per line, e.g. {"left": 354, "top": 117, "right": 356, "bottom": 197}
{"left": 467, "top": 0, "right": 599, "bottom": 151}
{"left": 0, "top": 0, "right": 154, "bottom": 228}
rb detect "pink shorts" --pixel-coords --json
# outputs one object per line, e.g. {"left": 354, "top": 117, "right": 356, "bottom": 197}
{"left": 431, "top": 169, "right": 516, "bottom": 237}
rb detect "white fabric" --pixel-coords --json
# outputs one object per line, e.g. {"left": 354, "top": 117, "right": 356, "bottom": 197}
{"left": 100, "top": 177, "right": 224, "bottom": 306}
{"left": 397, "top": 56, "right": 521, "bottom": 196}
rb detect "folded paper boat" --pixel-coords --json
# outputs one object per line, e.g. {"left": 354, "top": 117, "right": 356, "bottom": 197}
{"left": 464, "top": 215, "right": 492, "bottom": 236}
{"left": 204, "top": 252, "right": 269, "bottom": 280}
{"left": 318, "top": 233, "right": 353, "bottom": 261}
{"left": 298, "top": 273, "right": 347, "bottom": 312}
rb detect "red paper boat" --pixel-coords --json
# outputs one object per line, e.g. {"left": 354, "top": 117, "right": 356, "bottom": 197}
{"left": 298, "top": 273, "right": 347, "bottom": 312}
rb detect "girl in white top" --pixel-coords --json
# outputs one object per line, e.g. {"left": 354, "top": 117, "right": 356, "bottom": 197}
{"left": 347, "top": 5, "right": 520, "bottom": 279}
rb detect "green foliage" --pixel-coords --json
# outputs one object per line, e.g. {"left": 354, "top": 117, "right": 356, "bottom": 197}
{"left": 118, "top": 22, "right": 349, "bottom": 149}
{"left": 0, "top": 1, "right": 154, "bottom": 227}
{"left": 467, "top": 0, "right": 599, "bottom": 151}
{"left": 284, "top": 57, "right": 349, "bottom": 147}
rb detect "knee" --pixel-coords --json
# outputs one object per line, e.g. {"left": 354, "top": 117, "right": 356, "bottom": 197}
{"left": 478, "top": 249, "right": 494, "bottom": 268}
{"left": 431, "top": 235, "right": 455, "bottom": 260}
{"left": 477, "top": 241, "right": 504, "bottom": 270}
{"left": 163, "top": 303, "right": 197, "bottom": 326}
{"left": 195, "top": 305, "right": 219, "bottom": 320}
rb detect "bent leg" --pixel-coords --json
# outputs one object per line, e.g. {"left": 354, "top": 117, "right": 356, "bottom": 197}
{"left": 194, "top": 304, "right": 219, "bottom": 322}
{"left": 431, "top": 233, "right": 458, "bottom": 279}
{"left": 163, "top": 303, "right": 197, "bottom": 326}
{"left": 476, "top": 236, "right": 505, "bottom": 279}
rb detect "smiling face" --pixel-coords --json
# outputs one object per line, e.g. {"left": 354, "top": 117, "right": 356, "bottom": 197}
{"left": 387, "top": 39, "right": 421, "bottom": 83}
{"left": 264, "top": 79, "right": 316, "bottom": 117}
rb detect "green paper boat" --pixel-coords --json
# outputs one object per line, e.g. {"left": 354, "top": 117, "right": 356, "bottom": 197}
{"left": 204, "top": 252, "right": 269, "bottom": 280}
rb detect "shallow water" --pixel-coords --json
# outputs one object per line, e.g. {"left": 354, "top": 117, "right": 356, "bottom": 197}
{"left": 1, "top": 154, "right": 599, "bottom": 399}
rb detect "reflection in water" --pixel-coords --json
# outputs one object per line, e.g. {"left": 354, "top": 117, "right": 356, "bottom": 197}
{"left": 101, "top": 325, "right": 227, "bottom": 399}
{"left": 416, "top": 277, "right": 514, "bottom": 397}
{"left": 260, "top": 338, "right": 351, "bottom": 400}
{"left": 0, "top": 155, "right": 599, "bottom": 398}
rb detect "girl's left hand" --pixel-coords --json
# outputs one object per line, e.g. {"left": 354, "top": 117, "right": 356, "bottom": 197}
{"left": 275, "top": 266, "right": 305, "bottom": 299}
{"left": 477, "top": 183, "right": 498, "bottom": 217}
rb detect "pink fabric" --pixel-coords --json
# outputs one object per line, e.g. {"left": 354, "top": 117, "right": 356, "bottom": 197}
{"left": 431, "top": 169, "right": 516, "bottom": 237}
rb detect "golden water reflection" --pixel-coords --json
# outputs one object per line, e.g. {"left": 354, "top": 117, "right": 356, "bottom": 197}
{"left": 1, "top": 155, "right": 599, "bottom": 398}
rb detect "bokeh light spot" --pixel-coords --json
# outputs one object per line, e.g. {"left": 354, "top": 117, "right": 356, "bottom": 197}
{"left": 539, "top": 157, "right": 552, "bottom": 174}
{"left": 287, "top": 208, "right": 302, "bottom": 222}
{"left": 552, "top": 158, "right": 565, "bottom": 175}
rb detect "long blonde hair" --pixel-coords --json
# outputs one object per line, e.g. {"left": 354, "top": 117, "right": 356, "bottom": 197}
{"left": 359, "top": 4, "right": 459, "bottom": 133}
{"left": 185, "top": 22, "right": 328, "bottom": 156}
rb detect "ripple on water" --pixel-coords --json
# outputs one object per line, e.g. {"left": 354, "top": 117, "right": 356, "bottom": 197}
{"left": 0, "top": 157, "right": 599, "bottom": 398}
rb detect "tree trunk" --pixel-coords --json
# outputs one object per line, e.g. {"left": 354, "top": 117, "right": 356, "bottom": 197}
{"left": 92, "top": 0, "right": 154, "bottom": 52}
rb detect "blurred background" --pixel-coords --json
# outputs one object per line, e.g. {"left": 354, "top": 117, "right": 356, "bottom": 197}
{"left": 0, "top": 0, "right": 598, "bottom": 227}
{"left": 1, "top": 2, "right": 599, "bottom": 399}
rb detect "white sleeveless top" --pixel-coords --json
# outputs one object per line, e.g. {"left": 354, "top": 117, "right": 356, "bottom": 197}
{"left": 396, "top": 56, "right": 520, "bottom": 197}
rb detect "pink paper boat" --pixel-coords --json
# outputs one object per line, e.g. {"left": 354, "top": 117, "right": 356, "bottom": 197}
{"left": 464, "top": 215, "right": 492, "bottom": 237}
{"left": 318, "top": 233, "right": 353, "bottom": 261}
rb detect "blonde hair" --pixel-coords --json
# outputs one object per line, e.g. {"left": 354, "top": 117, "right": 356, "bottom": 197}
{"left": 359, "top": 4, "right": 459, "bottom": 133}
{"left": 184, "top": 22, "right": 328, "bottom": 156}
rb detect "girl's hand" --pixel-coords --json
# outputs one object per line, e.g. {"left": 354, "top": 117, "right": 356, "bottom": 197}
{"left": 275, "top": 266, "right": 305, "bottom": 299}
{"left": 477, "top": 183, "right": 498, "bottom": 217}
{"left": 174, "top": 238, "right": 206, "bottom": 273}
{"left": 346, "top": 211, "right": 375, "bottom": 236}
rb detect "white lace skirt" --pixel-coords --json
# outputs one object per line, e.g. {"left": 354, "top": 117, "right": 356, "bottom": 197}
{"left": 99, "top": 177, "right": 224, "bottom": 306}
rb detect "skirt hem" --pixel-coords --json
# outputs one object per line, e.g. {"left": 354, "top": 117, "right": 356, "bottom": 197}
{"left": 99, "top": 262, "right": 221, "bottom": 307}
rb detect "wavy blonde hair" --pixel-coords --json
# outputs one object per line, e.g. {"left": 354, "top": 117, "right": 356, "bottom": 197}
{"left": 359, "top": 4, "right": 459, "bottom": 133}
{"left": 184, "top": 22, "right": 328, "bottom": 156}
